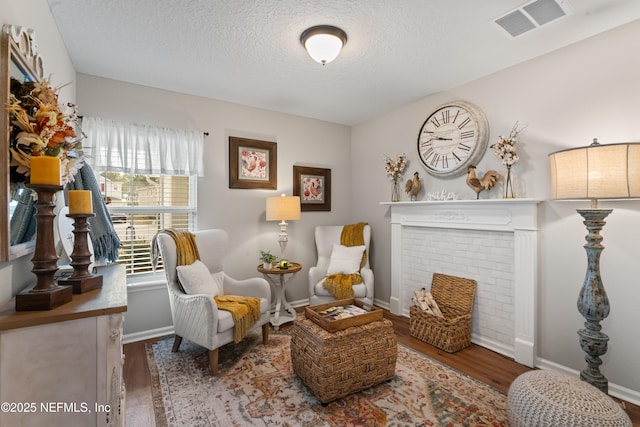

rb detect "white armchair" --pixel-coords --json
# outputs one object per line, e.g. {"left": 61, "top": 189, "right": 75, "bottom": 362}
{"left": 155, "top": 229, "right": 271, "bottom": 375}
{"left": 308, "top": 225, "right": 374, "bottom": 306}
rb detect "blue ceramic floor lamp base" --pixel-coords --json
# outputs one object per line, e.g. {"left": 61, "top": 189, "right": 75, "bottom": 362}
{"left": 576, "top": 208, "right": 612, "bottom": 394}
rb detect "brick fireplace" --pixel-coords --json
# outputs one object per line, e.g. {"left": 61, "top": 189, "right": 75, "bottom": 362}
{"left": 383, "top": 199, "right": 540, "bottom": 367}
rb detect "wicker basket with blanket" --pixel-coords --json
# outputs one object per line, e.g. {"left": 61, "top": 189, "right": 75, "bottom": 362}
{"left": 409, "top": 273, "right": 477, "bottom": 353}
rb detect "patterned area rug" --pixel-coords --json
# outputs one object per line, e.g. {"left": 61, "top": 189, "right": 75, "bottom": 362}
{"left": 147, "top": 330, "right": 508, "bottom": 426}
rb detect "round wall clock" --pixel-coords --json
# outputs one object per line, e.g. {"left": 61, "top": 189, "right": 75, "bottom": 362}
{"left": 416, "top": 100, "right": 489, "bottom": 178}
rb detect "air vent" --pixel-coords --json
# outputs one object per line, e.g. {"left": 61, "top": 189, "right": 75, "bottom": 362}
{"left": 524, "top": 0, "right": 567, "bottom": 25}
{"left": 496, "top": 10, "right": 536, "bottom": 37}
{"left": 494, "top": 0, "right": 569, "bottom": 37}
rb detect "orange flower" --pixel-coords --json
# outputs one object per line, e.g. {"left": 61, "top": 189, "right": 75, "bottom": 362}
{"left": 49, "top": 131, "right": 66, "bottom": 145}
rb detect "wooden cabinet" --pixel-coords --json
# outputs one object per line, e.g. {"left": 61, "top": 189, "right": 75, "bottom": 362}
{"left": 0, "top": 264, "right": 127, "bottom": 426}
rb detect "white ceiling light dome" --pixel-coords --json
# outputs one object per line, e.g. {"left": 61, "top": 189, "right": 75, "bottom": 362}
{"left": 300, "top": 25, "right": 347, "bottom": 65}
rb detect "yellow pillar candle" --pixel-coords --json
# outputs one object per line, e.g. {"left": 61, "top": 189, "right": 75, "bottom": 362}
{"left": 68, "top": 190, "right": 93, "bottom": 215}
{"left": 30, "top": 156, "right": 61, "bottom": 185}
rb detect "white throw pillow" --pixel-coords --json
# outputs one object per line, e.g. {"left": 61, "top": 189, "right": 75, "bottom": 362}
{"left": 326, "top": 244, "right": 366, "bottom": 276}
{"left": 176, "top": 260, "right": 222, "bottom": 297}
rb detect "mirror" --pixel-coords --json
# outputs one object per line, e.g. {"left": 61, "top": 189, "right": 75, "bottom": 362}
{"left": 1, "top": 25, "right": 44, "bottom": 261}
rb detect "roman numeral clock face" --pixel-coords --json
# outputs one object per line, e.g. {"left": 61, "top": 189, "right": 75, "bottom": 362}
{"left": 417, "top": 101, "right": 489, "bottom": 178}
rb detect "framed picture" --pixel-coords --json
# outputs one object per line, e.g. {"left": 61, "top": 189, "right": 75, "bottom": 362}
{"left": 229, "top": 137, "right": 277, "bottom": 189}
{"left": 293, "top": 166, "right": 331, "bottom": 211}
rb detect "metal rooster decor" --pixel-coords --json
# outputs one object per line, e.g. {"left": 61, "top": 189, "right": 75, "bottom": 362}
{"left": 466, "top": 165, "right": 498, "bottom": 199}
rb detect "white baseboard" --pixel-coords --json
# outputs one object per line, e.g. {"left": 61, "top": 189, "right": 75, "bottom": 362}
{"left": 123, "top": 326, "right": 174, "bottom": 344}
{"left": 471, "top": 334, "right": 515, "bottom": 360}
{"left": 536, "top": 358, "right": 640, "bottom": 406}
{"left": 373, "top": 298, "right": 390, "bottom": 311}
{"left": 288, "top": 298, "right": 309, "bottom": 308}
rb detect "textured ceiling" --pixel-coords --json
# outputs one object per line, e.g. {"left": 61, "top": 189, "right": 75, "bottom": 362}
{"left": 47, "top": 0, "right": 640, "bottom": 125}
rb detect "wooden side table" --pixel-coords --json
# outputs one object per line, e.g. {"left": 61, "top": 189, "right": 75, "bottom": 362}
{"left": 257, "top": 262, "right": 302, "bottom": 330}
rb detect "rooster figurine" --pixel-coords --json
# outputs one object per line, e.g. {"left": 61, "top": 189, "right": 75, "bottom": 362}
{"left": 466, "top": 165, "right": 498, "bottom": 199}
{"left": 405, "top": 171, "right": 422, "bottom": 201}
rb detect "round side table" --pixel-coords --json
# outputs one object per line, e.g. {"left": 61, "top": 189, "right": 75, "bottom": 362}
{"left": 257, "top": 262, "right": 302, "bottom": 330}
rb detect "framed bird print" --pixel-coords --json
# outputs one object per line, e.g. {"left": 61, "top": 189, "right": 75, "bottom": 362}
{"left": 293, "top": 166, "right": 331, "bottom": 211}
{"left": 229, "top": 137, "right": 277, "bottom": 189}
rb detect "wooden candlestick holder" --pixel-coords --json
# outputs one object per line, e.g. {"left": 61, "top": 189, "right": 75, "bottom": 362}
{"left": 57, "top": 213, "right": 103, "bottom": 294}
{"left": 16, "top": 184, "right": 72, "bottom": 311}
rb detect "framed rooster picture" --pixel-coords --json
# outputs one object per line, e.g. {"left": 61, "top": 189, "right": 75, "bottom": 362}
{"left": 229, "top": 137, "right": 277, "bottom": 189}
{"left": 293, "top": 166, "right": 331, "bottom": 211}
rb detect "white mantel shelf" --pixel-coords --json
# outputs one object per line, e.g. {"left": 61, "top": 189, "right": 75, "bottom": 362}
{"left": 381, "top": 198, "right": 540, "bottom": 206}
{"left": 381, "top": 198, "right": 541, "bottom": 232}
{"left": 382, "top": 198, "right": 541, "bottom": 367}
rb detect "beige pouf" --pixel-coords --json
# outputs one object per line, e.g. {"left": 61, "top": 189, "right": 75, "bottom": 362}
{"left": 507, "top": 370, "right": 631, "bottom": 427}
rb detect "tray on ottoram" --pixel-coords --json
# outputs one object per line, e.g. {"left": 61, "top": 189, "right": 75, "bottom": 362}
{"left": 305, "top": 298, "right": 383, "bottom": 332}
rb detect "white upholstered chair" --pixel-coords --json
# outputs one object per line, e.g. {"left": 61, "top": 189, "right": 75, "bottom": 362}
{"left": 155, "top": 229, "right": 271, "bottom": 375}
{"left": 308, "top": 224, "right": 374, "bottom": 306}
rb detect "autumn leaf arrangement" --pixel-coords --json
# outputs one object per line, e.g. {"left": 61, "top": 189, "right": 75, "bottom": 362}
{"left": 7, "top": 76, "right": 84, "bottom": 187}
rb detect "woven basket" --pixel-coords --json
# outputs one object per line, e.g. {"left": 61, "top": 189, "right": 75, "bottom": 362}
{"left": 291, "top": 317, "right": 397, "bottom": 403}
{"left": 409, "top": 273, "right": 477, "bottom": 353}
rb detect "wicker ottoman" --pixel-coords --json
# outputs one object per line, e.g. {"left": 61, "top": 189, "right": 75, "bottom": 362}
{"left": 290, "top": 317, "right": 397, "bottom": 403}
{"left": 507, "top": 370, "right": 631, "bottom": 427}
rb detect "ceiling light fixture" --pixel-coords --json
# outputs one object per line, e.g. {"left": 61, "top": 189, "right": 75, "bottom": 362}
{"left": 300, "top": 25, "right": 347, "bottom": 65}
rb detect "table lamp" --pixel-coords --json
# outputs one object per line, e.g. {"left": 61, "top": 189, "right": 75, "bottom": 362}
{"left": 266, "top": 194, "right": 301, "bottom": 259}
{"left": 548, "top": 139, "right": 640, "bottom": 393}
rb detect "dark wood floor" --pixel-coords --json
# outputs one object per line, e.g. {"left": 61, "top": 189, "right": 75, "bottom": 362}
{"left": 124, "top": 309, "right": 640, "bottom": 426}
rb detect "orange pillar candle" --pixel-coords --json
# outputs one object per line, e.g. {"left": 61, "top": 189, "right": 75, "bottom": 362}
{"left": 68, "top": 190, "right": 93, "bottom": 214}
{"left": 30, "top": 156, "right": 61, "bottom": 185}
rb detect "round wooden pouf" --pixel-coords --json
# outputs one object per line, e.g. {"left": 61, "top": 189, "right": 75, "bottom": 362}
{"left": 507, "top": 370, "right": 631, "bottom": 427}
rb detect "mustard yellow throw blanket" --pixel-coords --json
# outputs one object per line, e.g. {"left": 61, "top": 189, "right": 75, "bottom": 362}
{"left": 152, "top": 229, "right": 260, "bottom": 343}
{"left": 323, "top": 222, "right": 368, "bottom": 300}
{"left": 214, "top": 295, "right": 261, "bottom": 343}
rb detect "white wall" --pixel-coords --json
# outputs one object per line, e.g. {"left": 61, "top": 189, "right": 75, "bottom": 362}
{"left": 75, "top": 75, "right": 353, "bottom": 335}
{"left": 351, "top": 19, "right": 640, "bottom": 397}
{"left": 0, "top": 0, "right": 77, "bottom": 305}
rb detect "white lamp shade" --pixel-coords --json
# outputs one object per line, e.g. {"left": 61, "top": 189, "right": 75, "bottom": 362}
{"left": 549, "top": 142, "right": 640, "bottom": 200}
{"left": 266, "top": 195, "right": 301, "bottom": 221}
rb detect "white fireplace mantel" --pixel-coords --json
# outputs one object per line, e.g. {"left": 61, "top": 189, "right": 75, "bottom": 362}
{"left": 382, "top": 198, "right": 541, "bottom": 367}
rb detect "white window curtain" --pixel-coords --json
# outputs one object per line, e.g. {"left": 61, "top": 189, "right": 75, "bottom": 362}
{"left": 83, "top": 117, "right": 204, "bottom": 177}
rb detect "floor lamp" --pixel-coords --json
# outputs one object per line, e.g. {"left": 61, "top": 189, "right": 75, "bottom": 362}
{"left": 266, "top": 194, "right": 301, "bottom": 260}
{"left": 549, "top": 139, "right": 640, "bottom": 394}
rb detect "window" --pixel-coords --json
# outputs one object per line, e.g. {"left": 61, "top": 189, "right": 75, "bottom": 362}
{"left": 82, "top": 116, "right": 204, "bottom": 279}
{"left": 99, "top": 172, "right": 197, "bottom": 276}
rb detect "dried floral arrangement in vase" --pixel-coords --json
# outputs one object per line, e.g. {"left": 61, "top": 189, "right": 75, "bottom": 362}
{"left": 490, "top": 121, "right": 526, "bottom": 198}
{"left": 384, "top": 153, "right": 407, "bottom": 202}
